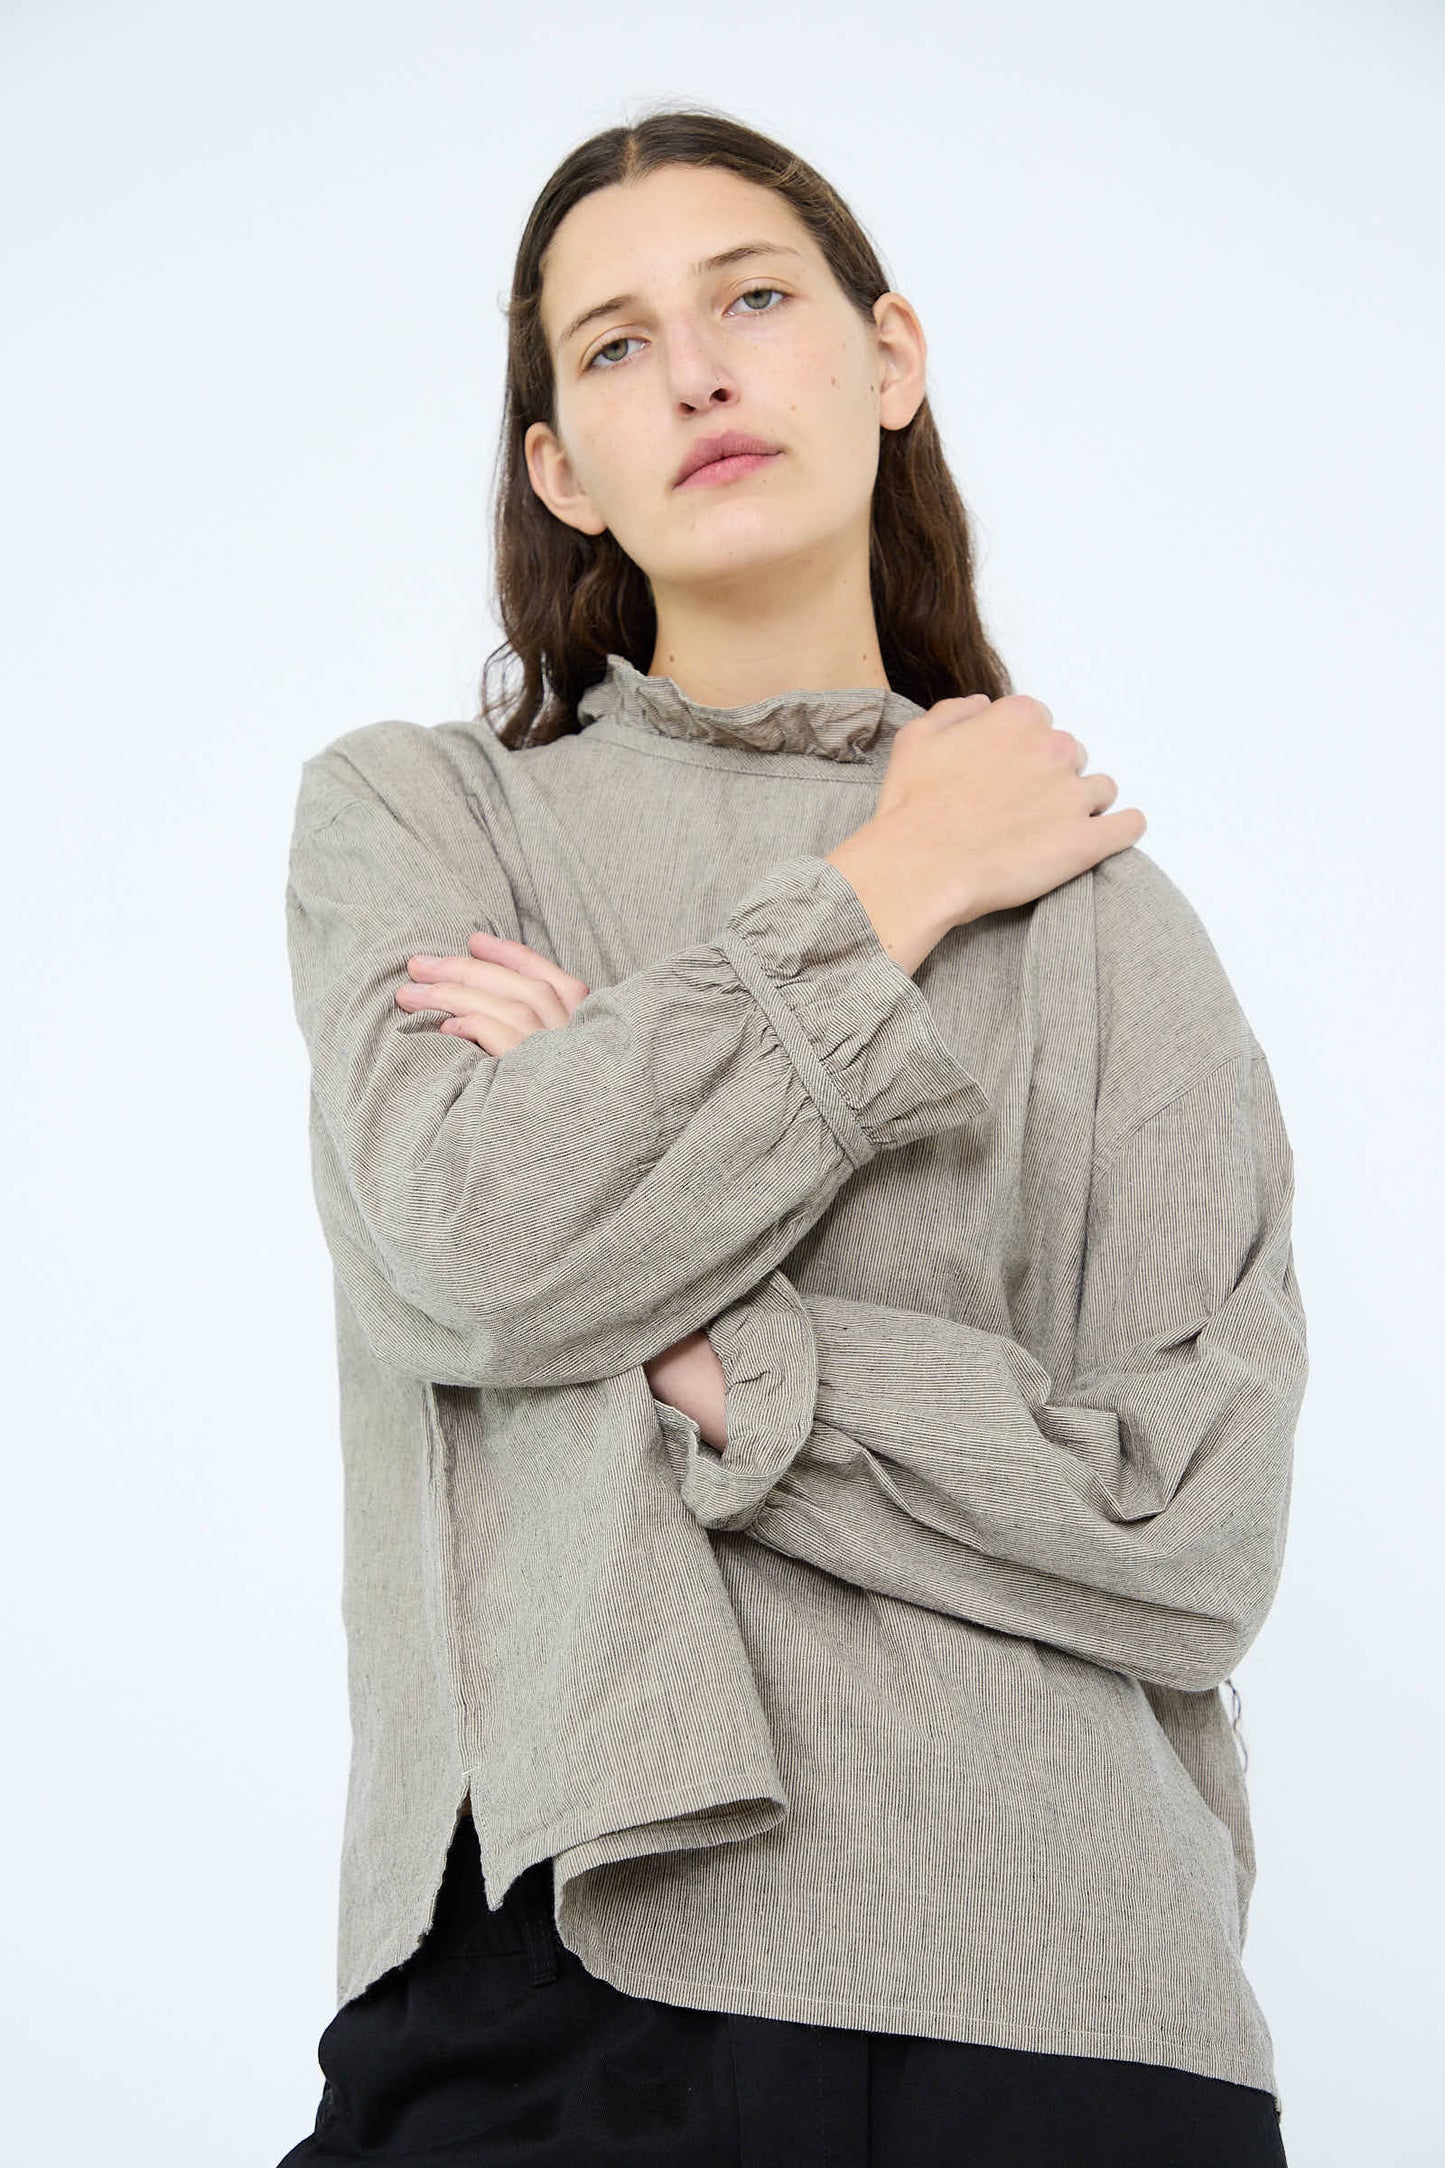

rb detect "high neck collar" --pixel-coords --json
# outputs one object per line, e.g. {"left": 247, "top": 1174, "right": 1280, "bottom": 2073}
{"left": 576, "top": 651, "right": 925, "bottom": 764}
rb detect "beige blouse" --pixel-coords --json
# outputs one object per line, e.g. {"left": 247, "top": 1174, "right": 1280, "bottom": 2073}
{"left": 284, "top": 651, "right": 1307, "bottom": 2114}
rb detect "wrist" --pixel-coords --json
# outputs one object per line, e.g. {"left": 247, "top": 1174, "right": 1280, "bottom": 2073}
{"left": 825, "top": 821, "right": 955, "bottom": 977}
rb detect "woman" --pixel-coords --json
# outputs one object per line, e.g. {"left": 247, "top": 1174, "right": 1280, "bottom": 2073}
{"left": 277, "top": 106, "right": 1304, "bottom": 2166}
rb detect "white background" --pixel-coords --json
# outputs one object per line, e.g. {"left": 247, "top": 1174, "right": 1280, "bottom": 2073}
{"left": 3, "top": 3, "right": 1440, "bottom": 2162}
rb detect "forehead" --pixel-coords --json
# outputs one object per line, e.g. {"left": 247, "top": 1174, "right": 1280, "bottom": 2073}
{"left": 540, "top": 165, "right": 815, "bottom": 345}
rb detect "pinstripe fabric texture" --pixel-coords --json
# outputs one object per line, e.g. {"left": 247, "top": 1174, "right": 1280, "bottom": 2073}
{"left": 284, "top": 651, "right": 1307, "bottom": 2112}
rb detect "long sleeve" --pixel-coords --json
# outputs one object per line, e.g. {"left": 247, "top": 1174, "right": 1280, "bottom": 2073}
{"left": 285, "top": 735, "right": 989, "bottom": 1390}
{"left": 662, "top": 1046, "right": 1308, "bottom": 1694}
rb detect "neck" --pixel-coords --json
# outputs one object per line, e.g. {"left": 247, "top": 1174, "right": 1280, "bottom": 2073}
{"left": 645, "top": 535, "right": 888, "bottom": 709}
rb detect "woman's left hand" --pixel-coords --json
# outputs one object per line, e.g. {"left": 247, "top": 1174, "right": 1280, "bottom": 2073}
{"left": 395, "top": 928, "right": 727, "bottom": 1449}
{"left": 645, "top": 1329, "right": 728, "bottom": 1454}
{"left": 394, "top": 930, "right": 590, "bottom": 1053}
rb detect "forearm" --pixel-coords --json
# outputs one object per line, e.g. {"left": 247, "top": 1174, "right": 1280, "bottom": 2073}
{"left": 289, "top": 752, "right": 990, "bottom": 1390}
{"left": 666, "top": 1053, "right": 1307, "bottom": 1694}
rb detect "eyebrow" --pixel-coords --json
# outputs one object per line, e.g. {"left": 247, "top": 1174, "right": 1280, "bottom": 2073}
{"left": 555, "top": 241, "right": 807, "bottom": 357}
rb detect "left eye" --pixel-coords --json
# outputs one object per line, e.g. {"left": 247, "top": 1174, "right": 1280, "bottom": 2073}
{"left": 733, "top": 285, "right": 785, "bottom": 314}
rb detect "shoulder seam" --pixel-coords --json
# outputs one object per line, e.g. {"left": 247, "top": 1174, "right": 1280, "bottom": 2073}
{"left": 292, "top": 796, "right": 366, "bottom": 844}
{"left": 1095, "top": 1048, "right": 1251, "bottom": 1182}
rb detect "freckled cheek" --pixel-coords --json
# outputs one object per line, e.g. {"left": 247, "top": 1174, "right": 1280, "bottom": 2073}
{"left": 799, "top": 337, "right": 866, "bottom": 410}
{"left": 571, "top": 416, "right": 656, "bottom": 500}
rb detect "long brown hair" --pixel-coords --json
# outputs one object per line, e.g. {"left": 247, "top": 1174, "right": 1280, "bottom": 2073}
{"left": 477, "top": 102, "right": 1013, "bottom": 747}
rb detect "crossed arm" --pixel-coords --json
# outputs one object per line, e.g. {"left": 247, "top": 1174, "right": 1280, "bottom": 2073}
{"left": 387, "top": 917, "right": 1307, "bottom": 1699}
{"left": 290, "top": 761, "right": 1306, "bottom": 1699}
{"left": 286, "top": 745, "right": 989, "bottom": 1391}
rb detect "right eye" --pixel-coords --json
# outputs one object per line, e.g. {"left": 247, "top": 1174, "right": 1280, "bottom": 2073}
{"left": 584, "top": 333, "right": 642, "bottom": 373}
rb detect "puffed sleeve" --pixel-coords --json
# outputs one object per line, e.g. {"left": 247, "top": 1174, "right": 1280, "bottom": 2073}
{"left": 286, "top": 730, "right": 990, "bottom": 1389}
{"left": 667, "top": 1048, "right": 1307, "bottom": 1693}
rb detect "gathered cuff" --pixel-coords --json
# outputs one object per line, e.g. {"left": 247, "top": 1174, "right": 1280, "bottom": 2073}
{"left": 655, "top": 1270, "right": 819, "bottom": 1533}
{"left": 718, "top": 855, "right": 991, "bottom": 1163}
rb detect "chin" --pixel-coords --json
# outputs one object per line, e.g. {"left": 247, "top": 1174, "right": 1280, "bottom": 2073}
{"left": 672, "top": 510, "right": 819, "bottom": 571}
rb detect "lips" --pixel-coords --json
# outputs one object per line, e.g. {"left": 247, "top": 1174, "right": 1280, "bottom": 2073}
{"left": 673, "top": 432, "right": 781, "bottom": 486}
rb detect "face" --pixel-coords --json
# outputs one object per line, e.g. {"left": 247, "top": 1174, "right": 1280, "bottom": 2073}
{"left": 524, "top": 163, "right": 926, "bottom": 600}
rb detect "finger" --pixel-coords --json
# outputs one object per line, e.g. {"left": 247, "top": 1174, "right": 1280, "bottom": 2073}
{"left": 398, "top": 964, "right": 571, "bottom": 1028}
{"left": 466, "top": 930, "right": 591, "bottom": 1004}
{"left": 404, "top": 941, "right": 589, "bottom": 1014}
{"left": 395, "top": 979, "right": 556, "bottom": 1032}
{"left": 1080, "top": 771, "right": 1120, "bottom": 813}
{"left": 404, "top": 952, "right": 574, "bottom": 1024}
{"left": 437, "top": 1013, "right": 529, "bottom": 1053}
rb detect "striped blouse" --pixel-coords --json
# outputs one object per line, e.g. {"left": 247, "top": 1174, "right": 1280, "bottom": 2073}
{"left": 283, "top": 649, "right": 1307, "bottom": 2114}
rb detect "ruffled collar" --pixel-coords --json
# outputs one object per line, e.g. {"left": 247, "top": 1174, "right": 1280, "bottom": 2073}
{"left": 576, "top": 650, "right": 923, "bottom": 763}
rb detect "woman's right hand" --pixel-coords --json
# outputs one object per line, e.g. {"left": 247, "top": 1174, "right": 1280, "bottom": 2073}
{"left": 862, "top": 690, "right": 1147, "bottom": 935}
{"left": 831, "top": 693, "right": 1143, "bottom": 975}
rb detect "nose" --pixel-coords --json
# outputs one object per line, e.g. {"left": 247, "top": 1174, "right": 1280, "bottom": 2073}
{"left": 659, "top": 319, "right": 741, "bottom": 412}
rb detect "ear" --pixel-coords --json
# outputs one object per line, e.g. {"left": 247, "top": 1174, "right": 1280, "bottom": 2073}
{"left": 524, "top": 419, "right": 608, "bottom": 537}
{"left": 871, "top": 292, "right": 928, "bottom": 435}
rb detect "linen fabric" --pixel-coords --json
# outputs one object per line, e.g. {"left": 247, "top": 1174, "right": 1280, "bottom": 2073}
{"left": 274, "top": 1807, "right": 1289, "bottom": 2166}
{"left": 283, "top": 650, "right": 1307, "bottom": 2113}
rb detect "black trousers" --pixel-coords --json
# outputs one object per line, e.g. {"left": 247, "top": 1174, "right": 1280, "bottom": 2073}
{"left": 276, "top": 1812, "right": 1289, "bottom": 2167}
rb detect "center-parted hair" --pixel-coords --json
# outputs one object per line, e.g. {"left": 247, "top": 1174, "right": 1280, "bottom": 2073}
{"left": 477, "top": 101, "right": 1014, "bottom": 748}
